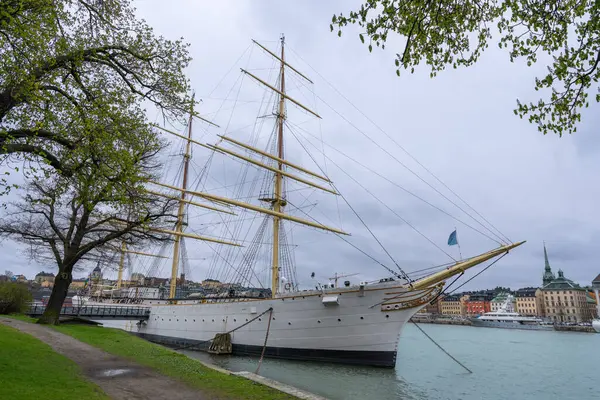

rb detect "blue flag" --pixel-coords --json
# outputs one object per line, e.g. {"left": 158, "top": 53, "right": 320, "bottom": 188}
{"left": 448, "top": 230, "right": 458, "bottom": 246}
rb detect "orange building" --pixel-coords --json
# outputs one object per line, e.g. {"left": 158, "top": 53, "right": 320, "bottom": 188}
{"left": 465, "top": 293, "right": 492, "bottom": 316}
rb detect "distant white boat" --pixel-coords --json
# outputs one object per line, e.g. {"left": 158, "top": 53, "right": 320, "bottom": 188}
{"left": 471, "top": 311, "right": 553, "bottom": 331}
{"left": 470, "top": 296, "right": 553, "bottom": 331}
{"left": 592, "top": 319, "right": 600, "bottom": 333}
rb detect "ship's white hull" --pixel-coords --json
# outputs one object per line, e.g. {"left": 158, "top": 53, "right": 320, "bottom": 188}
{"left": 136, "top": 281, "right": 442, "bottom": 367}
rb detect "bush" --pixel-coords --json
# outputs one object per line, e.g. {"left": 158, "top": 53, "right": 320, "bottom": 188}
{"left": 0, "top": 282, "right": 32, "bottom": 314}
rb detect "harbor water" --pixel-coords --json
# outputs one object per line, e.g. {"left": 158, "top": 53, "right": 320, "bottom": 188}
{"left": 178, "top": 324, "right": 597, "bottom": 400}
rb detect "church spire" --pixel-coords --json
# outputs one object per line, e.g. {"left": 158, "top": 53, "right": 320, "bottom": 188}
{"left": 542, "top": 241, "right": 556, "bottom": 287}
{"left": 544, "top": 242, "right": 551, "bottom": 271}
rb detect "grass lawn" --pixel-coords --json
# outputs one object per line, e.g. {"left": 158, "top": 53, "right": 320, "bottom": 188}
{"left": 54, "top": 324, "right": 298, "bottom": 400}
{"left": 0, "top": 323, "right": 108, "bottom": 400}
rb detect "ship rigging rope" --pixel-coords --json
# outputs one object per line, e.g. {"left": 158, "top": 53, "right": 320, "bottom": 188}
{"left": 284, "top": 198, "right": 404, "bottom": 281}
{"left": 285, "top": 123, "right": 436, "bottom": 280}
{"left": 287, "top": 120, "right": 504, "bottom": 246}
{"left": 287, "top": 46, "right": 511, "bottom": 245}
{"left": 173, "top": 307, "right": 274, "bottom": 351}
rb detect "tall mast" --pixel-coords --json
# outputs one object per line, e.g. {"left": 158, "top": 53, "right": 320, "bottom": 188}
{"left": 169, "top": 96, "right": 194, "bottom": 299}
{"left": 272, "top": 36, "right": 286, "bottom": 297}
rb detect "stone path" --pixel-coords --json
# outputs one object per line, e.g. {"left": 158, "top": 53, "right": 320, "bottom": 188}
{"left": 0, "top": 317, "right": 215, "bottom": 400}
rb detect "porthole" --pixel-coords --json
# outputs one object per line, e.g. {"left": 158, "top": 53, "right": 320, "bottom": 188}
{"left": 288, "top": 322, "right": 291, "bottom": 325}
{"left": 317, "top": 320, "right": 321, "bottom": 323}
{"left": 386, "top": 315, "right": 390, "bottom": 318}
{"left": 360, "top": 316, "right": 364, "bottom": 320}
{"left": 337, "top": 318, "right": 341, "bottom": 322}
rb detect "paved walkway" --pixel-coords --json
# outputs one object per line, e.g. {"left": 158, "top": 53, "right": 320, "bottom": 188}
{"left": 0, "top": 317, "right": 215, "bottom": 400}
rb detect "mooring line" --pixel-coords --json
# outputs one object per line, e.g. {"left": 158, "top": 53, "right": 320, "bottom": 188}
{"left": 411, "top": 320, "right": 472, "bottom": 373}
{"left": 173, "top": 307, "right": 274, "bottom": 351}
{"left": 255, "top": 308, "right": 273, "bottom": 374}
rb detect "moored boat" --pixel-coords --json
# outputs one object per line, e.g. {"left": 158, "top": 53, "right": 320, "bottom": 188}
{"left": 470, "top": 311, "right": 553, "bottom": 331}
{"left": 126, "top": 36, "right": 526, "bottom": 367}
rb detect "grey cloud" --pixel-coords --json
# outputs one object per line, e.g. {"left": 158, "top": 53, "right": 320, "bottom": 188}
{"left": 2, "top": 0, "right": 599, "bottom": 292}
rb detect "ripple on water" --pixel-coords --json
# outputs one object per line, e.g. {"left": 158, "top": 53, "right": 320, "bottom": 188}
{"left": 182, "top": 324, "right": 598, "bottom": 400}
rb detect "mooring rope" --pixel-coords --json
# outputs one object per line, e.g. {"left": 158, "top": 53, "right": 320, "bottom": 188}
{"left": 254, "top": 308, "right": 273, "bottom": 374}
{"left": 411, "top": 320, "right": 472, "bottom": 374}
{"left": 173, "top": 307, "right": 274, "bottom": 351}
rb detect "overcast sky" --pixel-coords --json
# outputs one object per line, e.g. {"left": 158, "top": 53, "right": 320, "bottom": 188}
{"left": 3, "top": 0, "right": 599, "bottom": 291}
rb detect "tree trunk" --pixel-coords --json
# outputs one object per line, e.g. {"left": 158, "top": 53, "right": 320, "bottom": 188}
{"left": 37, "top": 267, "right": 72, "bottom": 325}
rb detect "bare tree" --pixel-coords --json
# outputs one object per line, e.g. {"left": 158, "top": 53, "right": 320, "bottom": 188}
{"left": 0, "top": 132, "right": 177, "bottom": 324}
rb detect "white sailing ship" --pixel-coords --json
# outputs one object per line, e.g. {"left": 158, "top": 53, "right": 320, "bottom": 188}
{"left": 113, "top": 36, "right": 525, "bottom": 367}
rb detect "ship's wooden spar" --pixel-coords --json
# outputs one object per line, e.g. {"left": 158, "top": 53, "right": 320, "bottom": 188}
{"left": 207, "top": 143, "right": 337, "bottom": 195}
{"left": 411, "top": 241, "right": 526, "bottom": 290}
{"left": 252, "top": 39, "right": 313, "bottom": 84}
{"left": 146, "top": 189, "right": 235, "bottom": 215}
{"left": 150, "top": 181, "right": 349, "bottom": 235}
{"left": 110, "top": 220, "right": 242, "bottom": 247}
{"left": 241, "top": 69, "right": 321, "bottom": 119}
{"left": 124, "top": 249, "right": 169, "bottom": 259}
{"left": 217, "top": 135, "right": 331, "bottom": 182}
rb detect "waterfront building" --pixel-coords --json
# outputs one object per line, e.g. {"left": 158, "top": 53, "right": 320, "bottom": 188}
{"left": 34, "top": 271, "right": 55, "bottom": 287}
{"left": 440, "top": 294, "right": 462, "bottom": 315}
{"left": 145, "top": 277, "right": 169, "bottom": 287}
{"left": 201, "top": 278, "right": 222, "bottom": 289}
{"left": 491, "top": 292, "right": 515, "bottom": 312}
{"left": 542, "top": 269, "right": 597, "bottom": 322}
{"left": 70, "top": 279, "right": 87, "bottom": 289}
{"left": 515, "top": 287, "right": 544, "bottom": 316}
{"left": 540, "top": 245, "right": 596, "bottom": 322}
{"left": 465, "top": 293, "right": 493, "bottom": 316}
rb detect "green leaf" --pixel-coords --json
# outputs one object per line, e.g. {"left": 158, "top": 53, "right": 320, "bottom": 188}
{"left": 359, "top": 34, "right": 364, "bottom": 43}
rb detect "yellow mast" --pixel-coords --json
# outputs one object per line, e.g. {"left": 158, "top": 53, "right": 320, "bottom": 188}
{"left": 272, "top": 36, "right": 286, "bottom": 297}
{"left": 117, "top": 241, "right": 125, "bottom": 289}
{"left": 169, "top": 97, "right": 194, "bottom": 299}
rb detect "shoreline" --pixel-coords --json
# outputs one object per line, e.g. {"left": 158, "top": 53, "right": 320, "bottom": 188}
{"left": 410, "top": 316, "right": 597, "bottom": 333}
